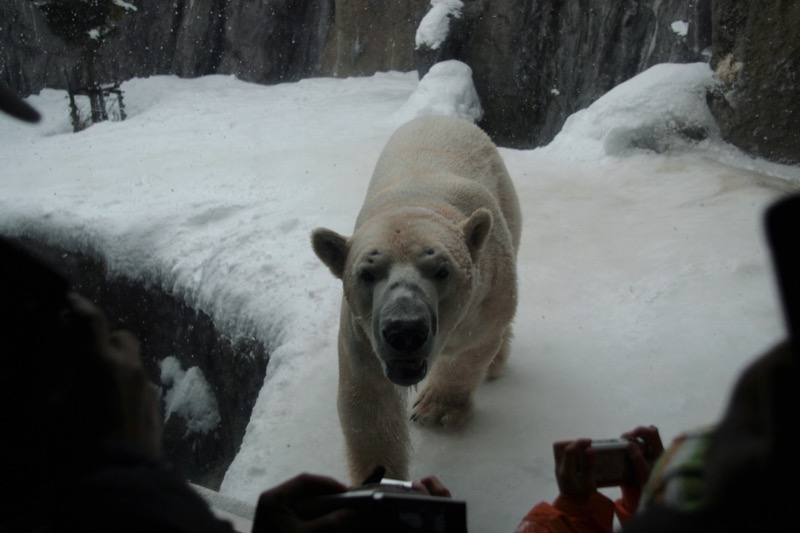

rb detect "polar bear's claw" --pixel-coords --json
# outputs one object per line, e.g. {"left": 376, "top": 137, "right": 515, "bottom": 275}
{"left": 410, "top": 388, "right": 472, "bottom": 428}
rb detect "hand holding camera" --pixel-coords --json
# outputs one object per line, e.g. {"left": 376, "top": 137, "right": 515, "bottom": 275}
{"left": 617, "top": 426, "right": 664, "bottom": 511}
{"left": 552, "top": 426, "right": 664, "bottom": 509}
{"left": 295, "top": 468, "right": 463, "bottom": 532}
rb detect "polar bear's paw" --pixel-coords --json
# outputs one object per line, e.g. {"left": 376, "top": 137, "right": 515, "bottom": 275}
{"left": 410, "top": 388, "right": 472, "bottom": 428}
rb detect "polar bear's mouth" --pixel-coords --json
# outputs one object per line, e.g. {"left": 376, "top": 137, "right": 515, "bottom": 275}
{"left": 385, "top": 358, "right": 428, "bottom": 386}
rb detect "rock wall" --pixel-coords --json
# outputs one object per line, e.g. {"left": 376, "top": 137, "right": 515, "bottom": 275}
{"left": 707, "top": 0, "right": 800, "bottom": 164}
{"left": 0, "top": 0, "right": 428, "bottom": 89}
{"left": 417, "top": 0, "right": 711, "bottom": 147}
{"left": 1, "top": 2, "right": 72, "bottom": 95}
{"left": 319, "top": 0, "right": 429, "bottom": 77}
{"left": 2, "top": 0, "right": 797, "bottom": 161}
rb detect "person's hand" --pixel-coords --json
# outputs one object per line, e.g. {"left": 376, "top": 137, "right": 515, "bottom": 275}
{"left": 412, "top": 475, "right": 451, "bottom": 497}
{"left": 619, "top": 425, "right": 664, "bottom": 512}
{"left": 553, "top": 438, "right": 596, "bottom": 499}
{"left": 65, "top": 293, "right": 162, "bottom": 456}
{"left": 252, "top": 473, "right": 361, "bottom": 532}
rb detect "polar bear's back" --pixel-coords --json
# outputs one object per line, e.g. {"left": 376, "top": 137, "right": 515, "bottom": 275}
{"left": 369, "top": 116, "right": 502, "bottom": 190}
{"left": 365, "top": 116, "right": 520, "bottom": 250}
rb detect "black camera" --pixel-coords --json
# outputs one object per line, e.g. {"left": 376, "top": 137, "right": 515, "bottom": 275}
{"left": 310, "top": 480, "right": 467, "bottom": 533}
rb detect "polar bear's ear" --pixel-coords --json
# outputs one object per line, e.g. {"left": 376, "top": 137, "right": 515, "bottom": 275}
{"left": 461, "top": 208, "right": 493, "bottom": 259}
{"left": 311, "top": 228, "right": 349, "bottom": 279}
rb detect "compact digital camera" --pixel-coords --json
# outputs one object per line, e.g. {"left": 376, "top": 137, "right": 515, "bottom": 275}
{"left": 585, "top": 437, "right": 647, "bottom": 487}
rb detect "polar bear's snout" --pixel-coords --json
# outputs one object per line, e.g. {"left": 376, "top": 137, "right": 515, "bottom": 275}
{"left": 374, "top": 284, "right": 437, "bottom": 386}
{"left": 383, "top": 316, "right": 429, "bottom": 353}
{"left": 380, "top": 294, "right": 436, "bottom": 354}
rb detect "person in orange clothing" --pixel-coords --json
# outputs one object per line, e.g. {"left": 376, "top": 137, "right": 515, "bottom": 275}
{"left": 515, "top": 426, "right": 664, "bottom": 533}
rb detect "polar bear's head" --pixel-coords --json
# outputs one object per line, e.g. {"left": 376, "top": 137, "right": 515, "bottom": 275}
{"left": 312, "top": 207, "right": 492, "bottom": 386}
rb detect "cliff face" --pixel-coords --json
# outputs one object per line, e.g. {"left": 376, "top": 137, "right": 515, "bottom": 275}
{"left": 0, "top": 0, "right": 428, "bottom": 88}
{"left": 1, "top": 0, "right": 797, "bottom": 162}
{"left": 707, "top": 0, "right": 800, "bottom": 165}
{"left": 417, "top": 0, "right": 712, "bottom": 147}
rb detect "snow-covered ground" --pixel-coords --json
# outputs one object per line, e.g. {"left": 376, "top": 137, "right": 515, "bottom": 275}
{"left": 1, "top": 62, "right": 798, "bottom": 532}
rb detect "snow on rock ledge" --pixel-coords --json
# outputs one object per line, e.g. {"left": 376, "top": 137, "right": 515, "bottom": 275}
{"left": 415, "top": 0, "right": 464, "bottom": 51}
{"left": 549, "top": 62, "right": 721, "bottom": 160}
{"left": 395, "top": 59, "right": 482, "bottom": 125}
{"left": 161, "top": 356, "right": 222, "bottom": 436}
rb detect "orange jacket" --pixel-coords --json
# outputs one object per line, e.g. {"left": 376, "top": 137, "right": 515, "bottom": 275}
{"left": 514, "top": 492, "right": 634, "bottom": 533}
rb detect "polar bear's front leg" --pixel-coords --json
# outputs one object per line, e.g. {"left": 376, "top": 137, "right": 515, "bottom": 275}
{"left": 337, "top": 323, "right": 411, "bottom": 483}
{"left": 338, "top": 370, "right": 410, "bottom": 482}
{"left": 410, "top": 337, "right": 504, "bottom": 428}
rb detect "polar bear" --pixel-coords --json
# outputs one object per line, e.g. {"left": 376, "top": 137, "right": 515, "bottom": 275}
{"left": 311, "top": 116, "right": 521, "bottom": 482}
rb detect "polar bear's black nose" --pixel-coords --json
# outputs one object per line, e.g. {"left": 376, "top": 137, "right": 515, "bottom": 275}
{"left": 383, "top": 319, "right": 429, "bottom": 353}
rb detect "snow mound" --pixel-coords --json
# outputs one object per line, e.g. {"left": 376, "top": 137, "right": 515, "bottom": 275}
{"left": 395, "top": 60, "right": 483, "bottom": 124}
{"left": 416, "top": 0, "right": 464, "bottom": 50}
{"left": 549, "top": 63, "right": 721, "bottom": 160}
{"left": 160, "top": 356, "right": 221, "bottom": 435}
{"left": 671, "top": 20, "right": 689, "bottom": 37}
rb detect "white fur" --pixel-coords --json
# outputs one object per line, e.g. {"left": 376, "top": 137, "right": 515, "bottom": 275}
{"left": 312, "top": 116, "right": 521, "bottom": 482}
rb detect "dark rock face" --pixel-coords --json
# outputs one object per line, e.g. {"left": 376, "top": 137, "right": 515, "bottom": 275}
{"left": 1, "top": 0, "right": 796, "bottom": 159}
{"left": 318, "top": 0, "right": 428, "bottom": 77}
{"left": 417, "top": 0, "right": 712, "bottom": 148}
{"left": 708, "top": 0, "right": 800, "bottom": 165}
{"left": 1, "top": 0, "right": 427, "bottom": 90}
{"left": 12, "top": 237, "right": 268, "bottom": 490}
{"left": 217, "top": 0, "right": 328, "bottom": 83}
{"left": 0, "top": 3, "right": 77, "bottom": 94}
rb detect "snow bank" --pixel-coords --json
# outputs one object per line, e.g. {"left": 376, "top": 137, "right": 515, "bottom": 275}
{"left": 395, "top": 60, "right": 483, "bottom": 124}
{"left": 671, "top": 20, "right": 689, "bottom": 37}
{"left": 160, "top": 356, "right": 221, "bottom": 435}
{"left": 549, "top": 63, "right": 720, "bottom": 160}
{"left": 416, "top": 0, "right": 464, "bottom": 50}
{"left": 2, "top": 64, "right": 798, "bottom": 533}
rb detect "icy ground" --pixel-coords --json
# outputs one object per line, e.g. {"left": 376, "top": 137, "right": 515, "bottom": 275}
{"left": 1, "top": 62, "right": 798, "bottom": 532}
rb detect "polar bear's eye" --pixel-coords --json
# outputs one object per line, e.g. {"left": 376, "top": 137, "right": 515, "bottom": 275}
{"left": 359, "top": 269, "right": 376, "bottom": 283}
{"left": 434, "top": 264, "right": 450, "bottom": 280}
